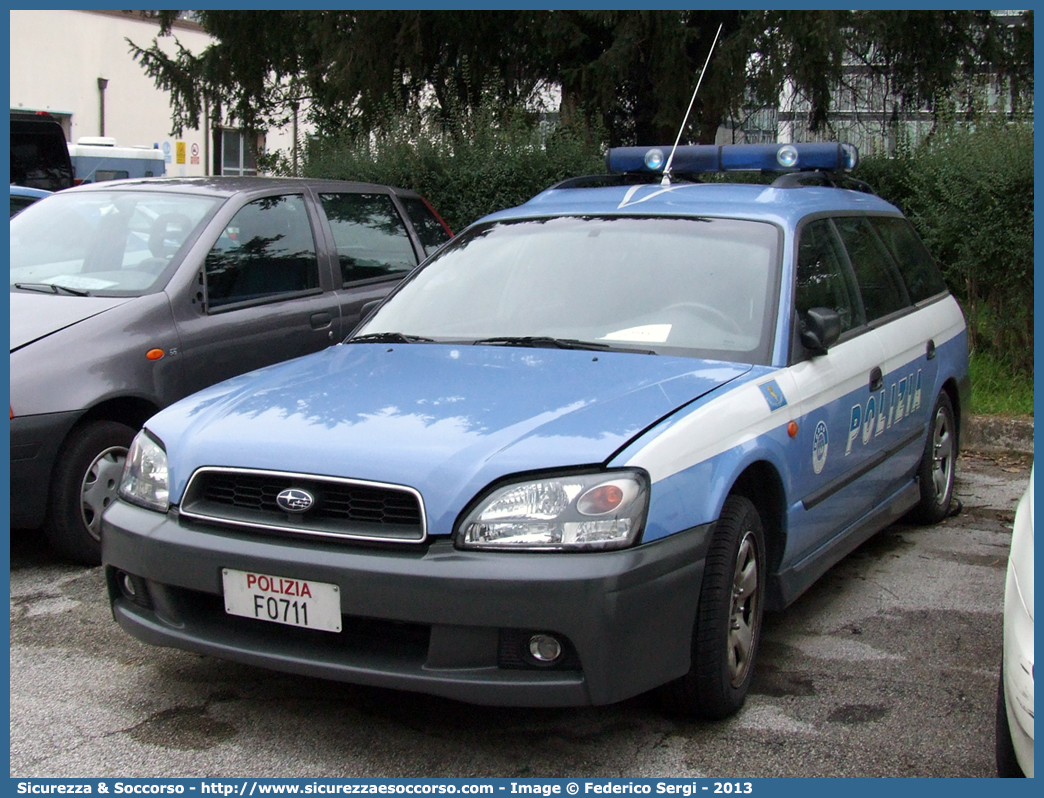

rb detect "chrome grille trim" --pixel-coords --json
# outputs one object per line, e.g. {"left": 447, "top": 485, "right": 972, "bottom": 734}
{"left": 179, "top": 467, "right": 427, "bottom": 543}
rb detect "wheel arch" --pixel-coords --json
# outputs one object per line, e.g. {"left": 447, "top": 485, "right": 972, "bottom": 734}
{"left": 940, "top": 376, "right": 963, "bottom": 454}
{"left": 75, "top": 396, "right": 160, "bottom": 437}
{"left": 726, "top": 459, "right": 787, "bottom": 609}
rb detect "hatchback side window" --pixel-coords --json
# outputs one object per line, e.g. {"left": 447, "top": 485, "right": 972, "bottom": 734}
{"left": 205, "top": 195, "right": 320, "bottom": 309}
{"left": 795, "top": 219, "right": 864, "bottom": 334}
{"left": 869, "top": 217, "right": 948, "bottom": 303}
{"left": 318, "top": 193, "right": 418, "bottom": 284}
{"left": 400, "top": 196, "right": 452, "bottom": 256}
{"left": 833, "top": 216, "right": 910, "bottom": 322}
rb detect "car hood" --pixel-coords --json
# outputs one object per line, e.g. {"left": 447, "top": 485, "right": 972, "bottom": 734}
{"left": 152, "top": 343, "right": 752, "bottom": 535}
{"left": 10, "top": 291, "right": 135, "bottom": 351}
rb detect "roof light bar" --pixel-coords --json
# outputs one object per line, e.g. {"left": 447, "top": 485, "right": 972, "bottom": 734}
{"left": 606, "top": 142, "right": 859, "bottom": 175}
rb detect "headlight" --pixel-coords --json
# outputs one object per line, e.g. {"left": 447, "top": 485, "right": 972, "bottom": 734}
{"left": 457, "top": 470, "right": 649, "bottom": 551}
{"left": 118, "top": 430, "right": 170, "bottom": 513}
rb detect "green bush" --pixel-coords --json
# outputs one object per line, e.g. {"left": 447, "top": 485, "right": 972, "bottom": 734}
{"left": 301, "top": 101, "right": 605, "bottom": 233}
{"left": 857, "top": 119, "right": 1034, "bottom": 377}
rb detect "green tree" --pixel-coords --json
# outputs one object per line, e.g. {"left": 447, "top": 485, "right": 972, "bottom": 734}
{"left": 131, "top": 10, "right": 1031, "bottom": 146}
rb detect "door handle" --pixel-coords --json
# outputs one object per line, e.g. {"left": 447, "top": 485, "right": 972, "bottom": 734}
{"left": 869, "top": 366, "right": 883, "bottom": 392}
{"left": 310, "top": 312, "right": 333, "bottom": 330}
{"left": 926, "top": 339, "right": 936, "bottom": 360}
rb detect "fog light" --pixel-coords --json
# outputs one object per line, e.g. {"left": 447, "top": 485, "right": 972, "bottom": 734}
{"left": 114, "top": 570, "right": 152, "bottom": 609}
{"left": 528, "top": 634, "right": 563, "bottom": 663}
{"left": 120, "top": 572, "right": 138, "bottom": 597}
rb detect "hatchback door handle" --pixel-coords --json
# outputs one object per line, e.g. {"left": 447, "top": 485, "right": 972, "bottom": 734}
{"left": 310, "top": 312, "right": 333, "bottom": 330}
{"left": 869, "top": 366, "right": 883, "bottom": 392}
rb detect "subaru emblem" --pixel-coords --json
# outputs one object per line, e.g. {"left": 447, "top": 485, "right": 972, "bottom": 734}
{"left": 276, "top": 488, "right": 314, "bottom": 513}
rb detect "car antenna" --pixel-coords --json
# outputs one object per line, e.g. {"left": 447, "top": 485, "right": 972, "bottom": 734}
{"left": 661, "top": 22, "right": 724, "bottom": 188}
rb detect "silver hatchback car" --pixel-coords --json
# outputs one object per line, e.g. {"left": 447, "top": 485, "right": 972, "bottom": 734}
{"left": 10, "top": 177, "right": 451, "bottom": 563}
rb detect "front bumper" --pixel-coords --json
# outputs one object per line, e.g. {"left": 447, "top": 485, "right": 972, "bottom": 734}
{"left": 102, "top": 501, "right": 711, "bottom": 707}
{"left": 10, "top": 410, "right": 82, "bottom": 527}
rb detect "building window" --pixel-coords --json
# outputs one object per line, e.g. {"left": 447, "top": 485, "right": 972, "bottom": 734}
{"left": 219, "top": 129, "right": 258, "bottom": 176}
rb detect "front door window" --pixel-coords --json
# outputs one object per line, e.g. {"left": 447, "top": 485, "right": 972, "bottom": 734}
{"left": 204, "top": 195, "right": 319, "bottom": 309}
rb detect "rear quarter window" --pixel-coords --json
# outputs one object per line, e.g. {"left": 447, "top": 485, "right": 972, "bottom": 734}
{"left": 401, "top": 196, "right": 452, "bottom": 256}
{"left": 869, "top": 217, "right": 948, "bottom": 303}
{"left": 834, "top": 216, "right": 910, "bottom": 322}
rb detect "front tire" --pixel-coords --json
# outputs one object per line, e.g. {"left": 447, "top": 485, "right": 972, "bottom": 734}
{"left": 45, "top": 420, "right": 135, "bottom": 565}
{"left": 659, "top": 495, "right": 765, "bottom": 719}
{"left": 910, "top": 392, "right": 956, "bottom": 524}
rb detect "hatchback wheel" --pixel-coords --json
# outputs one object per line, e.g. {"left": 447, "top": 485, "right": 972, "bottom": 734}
{"left": 45, "top": 421, "right": 135, "bottom": 565}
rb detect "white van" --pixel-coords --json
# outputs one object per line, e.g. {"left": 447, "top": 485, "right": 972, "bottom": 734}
{"left": 67, "top": 137, "right": 165, "bottom": 184}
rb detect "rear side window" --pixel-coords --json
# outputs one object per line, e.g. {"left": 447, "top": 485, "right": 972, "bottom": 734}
{"left": 95, "top": 170, "right": 130, "bottom": 182}
{"left": 205, "top": 194, "right": 320, "bottom": 309}
{"left": 834, "top": 216, "right": 909, "bottom": 322}
{"left": 400, "top": 196, "right": 452, "bottom": 256}
{"left": 318, "top": 193, "right": 418, "bottom": 284}
{"left": 869, "top": 217, "right": 948, "bottom": 303}
{"left": 795, "top": 220, "right": 864, "bottom": 334}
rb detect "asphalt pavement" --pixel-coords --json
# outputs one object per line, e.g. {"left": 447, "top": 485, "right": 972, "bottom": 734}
{"left": 8, "top": 449, "right": 1032, "bottom": 778}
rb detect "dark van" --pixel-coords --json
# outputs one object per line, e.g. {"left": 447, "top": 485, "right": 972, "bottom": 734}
{"left": 10, "top": 111, "right": 74, "bottom": 192}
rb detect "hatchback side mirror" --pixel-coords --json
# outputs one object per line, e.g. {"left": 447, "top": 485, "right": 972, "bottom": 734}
{"left": 801, "top": 307, "right": 841, "bottom": 355}
{"left": 348, "top": 299, "right": 383, "bottom": 337}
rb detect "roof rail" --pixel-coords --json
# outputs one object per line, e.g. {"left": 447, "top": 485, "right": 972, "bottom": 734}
{"left": 545, "top": 173, "right": 692, "bottom": 191}
{"left": 770, "top": 171, "right": 876, "bottom": 194}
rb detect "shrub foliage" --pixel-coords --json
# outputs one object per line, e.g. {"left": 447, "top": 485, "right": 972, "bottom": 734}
{"left": 857, "top": 119, "right": 1034, "bottom": 376}
{"left": 300, "top": 103, "right": 604, "bottom": 234}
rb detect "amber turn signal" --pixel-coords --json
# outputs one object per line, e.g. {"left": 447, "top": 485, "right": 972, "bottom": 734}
{"left": 146, "top": 349, "right": 165, "bottom": 361}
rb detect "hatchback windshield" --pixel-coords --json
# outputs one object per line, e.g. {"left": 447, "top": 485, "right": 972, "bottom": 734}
{"left": 356, "top": 216, "right": 781, "bottom": 363}
{"left": 10, "top": 190, "right": 218, "bottom": 296}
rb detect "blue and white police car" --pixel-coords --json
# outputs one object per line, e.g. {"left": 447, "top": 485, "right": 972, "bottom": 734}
{"left": 103, "top": 143, "right": 969, "bottom": 718}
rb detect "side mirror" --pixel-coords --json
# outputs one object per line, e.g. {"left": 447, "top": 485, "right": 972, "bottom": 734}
{"left": 348, "top": 299, "right": 383, "bottom": 337}
{"left": 359, "top": 299, "right": 382, "bottom": 319}
{"left": 800, "top": 307, "right": 841, "bottom": 355}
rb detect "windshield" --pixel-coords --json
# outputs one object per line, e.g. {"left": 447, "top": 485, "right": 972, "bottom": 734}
{"left": 10, "top": 190, "right": 219, "bottom": 296}
{"left": 355, "top": 216, "right": 781, "bottom": 363}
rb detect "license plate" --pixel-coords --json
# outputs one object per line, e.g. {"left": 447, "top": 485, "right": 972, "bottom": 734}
{"left": 222, "top": 568, "right": 342, "bottom": 633}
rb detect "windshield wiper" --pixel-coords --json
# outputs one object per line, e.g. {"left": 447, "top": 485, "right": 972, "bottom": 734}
{"left": 349, "top": 332, "right": 436, "bottom": 344}
{"left": 472, "top": 336, "right": 655, "bottom": 354}
{"left": 13, "top": 282, "right": 91, "bottom": 297}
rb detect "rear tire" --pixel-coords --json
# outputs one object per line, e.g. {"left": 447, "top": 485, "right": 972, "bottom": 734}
{"left": 910, "top": 392, "right": 956, "bottom": 524}
{"left": 45, "top": 420, "right": 135, "bottom": 566}
{"left": 659, "top": 495, "right": 765, "bottom": 719}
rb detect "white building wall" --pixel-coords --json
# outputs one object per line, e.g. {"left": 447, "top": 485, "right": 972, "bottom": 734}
{"left": 10, "top": 10, "right": 300, "bottom": 177}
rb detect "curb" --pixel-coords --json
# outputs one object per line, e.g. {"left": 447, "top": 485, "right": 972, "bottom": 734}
{"left": 963, "top": 414, "right": 1034, "bottom": 457}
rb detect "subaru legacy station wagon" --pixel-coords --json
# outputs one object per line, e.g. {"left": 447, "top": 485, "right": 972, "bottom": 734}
{"left": 102, "top": 143, "right": 968, "bottom": 718}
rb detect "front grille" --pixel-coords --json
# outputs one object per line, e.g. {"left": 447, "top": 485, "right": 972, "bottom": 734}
{"left": 180, "top": 467, "right": 426, "bottom": 543}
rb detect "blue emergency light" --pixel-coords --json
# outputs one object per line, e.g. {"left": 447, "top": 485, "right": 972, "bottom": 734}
{"left": 606, "top": 142, "right": 859, "bottom": 175}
